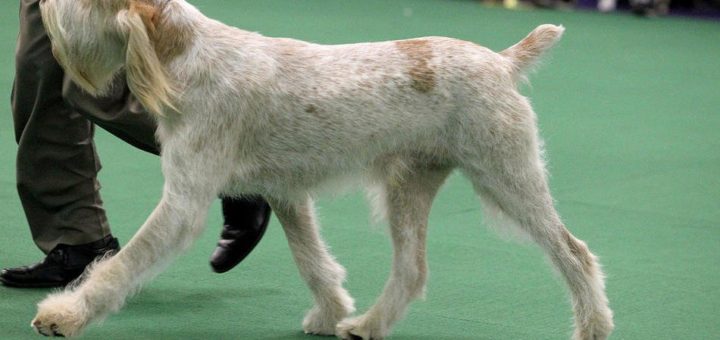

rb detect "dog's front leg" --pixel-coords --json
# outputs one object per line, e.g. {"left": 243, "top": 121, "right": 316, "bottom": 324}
{"left": 269, "top": 197, "right": 355, "bottom": 336}
{"left": 31, "top": 148, "right": 220, "bottom": 337}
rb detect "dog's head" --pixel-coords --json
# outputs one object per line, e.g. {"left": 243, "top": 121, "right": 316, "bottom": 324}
{"left": 40, "top": 0, "right": 191, "bottom": 115}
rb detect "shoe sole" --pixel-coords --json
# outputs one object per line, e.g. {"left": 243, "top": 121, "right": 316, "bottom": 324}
{"left": 0, "top": 276, "right": 69, "bottom": 288}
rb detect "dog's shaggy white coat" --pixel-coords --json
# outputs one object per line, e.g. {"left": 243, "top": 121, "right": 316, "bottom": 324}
{"left": 34, "top": 0, "right": 613, "bottom": 339}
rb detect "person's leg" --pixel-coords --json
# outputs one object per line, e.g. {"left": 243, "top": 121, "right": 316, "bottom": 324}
{"left": 12, "top": 0, "right": 112, "bottom": 253}
{"left": 1, "top": 0, "right": 119, "bottom": 288}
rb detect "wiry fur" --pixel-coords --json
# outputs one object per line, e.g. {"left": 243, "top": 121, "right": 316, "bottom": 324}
{"left": 36, "top": 0, "right": 613, "bottom": 339}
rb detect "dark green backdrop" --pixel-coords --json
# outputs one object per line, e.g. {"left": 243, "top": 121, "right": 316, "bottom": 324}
{"left": 0, "top": 1, "right": 718, "bottom": 339}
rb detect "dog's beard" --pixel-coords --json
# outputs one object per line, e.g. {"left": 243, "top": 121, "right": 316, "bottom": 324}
{"left": 42, "top": 0, "right": 120, "bottom": 97}
{"left": 49, "top": 31, "right": 124, "bottom": 97}
{"left": 51, "top": 47, "right": 106, "bottom": 96}
{"left": 62, "top": 61, "right": 100, "bottom": 94}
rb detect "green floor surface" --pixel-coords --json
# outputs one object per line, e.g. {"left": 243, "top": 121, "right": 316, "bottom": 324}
{"left": 0, "top": 1, "right": 718, "bottom": 339}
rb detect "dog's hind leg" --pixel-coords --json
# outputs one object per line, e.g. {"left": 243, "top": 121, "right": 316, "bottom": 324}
{"left": 337, "top": 164, "right": 452, "bottom": 340}
{"left": 458, "top": 104, "right": 614, "bottom": 340}
{"left": 269, "top": 197, "right": 355, "bottom": 336}
{"left": 31, "top": 147, "right": 222, "bottom": 337}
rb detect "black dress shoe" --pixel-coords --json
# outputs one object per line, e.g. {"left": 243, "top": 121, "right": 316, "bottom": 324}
{"left": 210, "top": 197, "right": 271, "bottom": 273}
{"left": 0, "top": 235, "right": 119, "bottom": 288}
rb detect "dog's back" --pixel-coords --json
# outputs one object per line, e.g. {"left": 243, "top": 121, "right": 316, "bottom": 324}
{"left": 187, "top": 25, "right": 565, "bottom": 198}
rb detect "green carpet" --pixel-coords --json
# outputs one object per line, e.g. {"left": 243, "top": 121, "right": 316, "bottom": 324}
{"left": 1, "top": 1, "right": 718, "bottom": 339}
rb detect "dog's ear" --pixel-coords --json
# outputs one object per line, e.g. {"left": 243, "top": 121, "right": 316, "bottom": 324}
{"left": 129, "top": 0, "right": 159, "bottom": 34}
{"left": 117, "top": 0, "right": 178, "bottom": 116}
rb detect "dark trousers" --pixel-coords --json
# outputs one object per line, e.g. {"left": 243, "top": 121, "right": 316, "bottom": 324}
{"left": 12, "top": 0, "right": 159, "bottom": 253}
{"left": 12, "top": 0, "right": 267, "bottom": 254}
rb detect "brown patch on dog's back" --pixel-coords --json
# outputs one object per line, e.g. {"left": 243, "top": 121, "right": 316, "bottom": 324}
{"left": 395, "top": 39, "right": 436, "bottom": 93}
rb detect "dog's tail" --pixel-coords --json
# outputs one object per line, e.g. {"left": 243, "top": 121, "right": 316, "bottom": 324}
{"left": 501, "top": 24, "right": 564, "bottom": 76}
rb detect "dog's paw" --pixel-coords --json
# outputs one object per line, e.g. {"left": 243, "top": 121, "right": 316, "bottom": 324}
{"left": 336, "top": 315, "right": 387, "bottom": 340}
{"left": 32, "top": 293, "right": 90, "bottom": 337}
{"left": 572, "top": 307, "right": 614, "bottom": 340}
{"left": 303, "top": 290, "right": 355, "bottom": 335}
{"left": 302, "top": 305, "right": 339, "bottom": 335}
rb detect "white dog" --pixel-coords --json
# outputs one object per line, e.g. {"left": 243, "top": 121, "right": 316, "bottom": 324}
{"left": 35, "top": 0, "right": 613, "bottom": 339}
